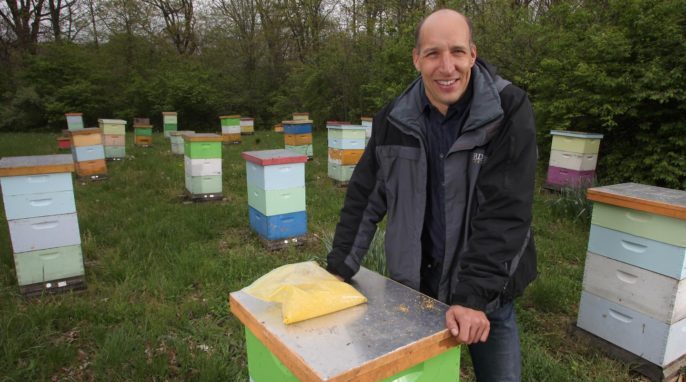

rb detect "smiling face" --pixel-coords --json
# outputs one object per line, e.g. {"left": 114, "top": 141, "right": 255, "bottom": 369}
{"left": 413, "top": 10, "right": 477, "bottom": 115}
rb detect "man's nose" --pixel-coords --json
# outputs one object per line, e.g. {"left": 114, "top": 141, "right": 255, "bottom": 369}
{"left": 438, "top": 53, "right": 454, "bottom": 73}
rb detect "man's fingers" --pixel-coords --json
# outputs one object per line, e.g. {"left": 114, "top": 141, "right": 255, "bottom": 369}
{"left": 445, "top": 309, "right": 459, "bottom": 337}
{"left": 480, "top": 324, "right": 490, "bottom": 342}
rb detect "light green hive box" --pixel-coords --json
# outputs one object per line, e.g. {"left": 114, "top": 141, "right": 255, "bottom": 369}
{"left": 184, "top": 141, "right": 222, "bottom": 159}
{"left": 591, "top": 201, "right": 686, "bottom": 247}
{"left": 550, "top": 130, "right": 603, "bottom": 154}
{"left": 220, "top": 115, "right": 241, "bottom": 127}
{"left": 14, "top": 244, "right": 85, "bottom": 286}
{"left": 135, "top": 127, "right": 153, "bottom": 136}
{"left": 285, "top": 144, "right": 313, "bottom": 157}
{"left": 185, "top": 174, "right": 222, "bottom": 194}
{"left": 104, "top": 146, "right": 126, "bottom": 158}
{"left": 247, "top": 183, "right": 306, "bottom": 216}
{"left": 328, "top": 162, "right": 356, "bottom": 182}
{"left": 328, "top": 126, "right": 366, "bottom": 140}
{"left": 245, "top": 328, "right": 459, "bottom": 382}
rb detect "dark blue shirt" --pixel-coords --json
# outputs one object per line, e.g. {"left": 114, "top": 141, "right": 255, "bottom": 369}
{"left": 419, "top": 79, "right": 473, "bottom": 298}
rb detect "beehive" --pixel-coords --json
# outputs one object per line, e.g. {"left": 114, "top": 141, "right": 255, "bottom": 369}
{"left": 241, "top": 117, "right": 255, "bottom": 135}
{"left": 67, "top": 128, "right": 107, "bottom": 179}
{"left": 545, "top": 130, "right": 603, "bottom": 189}
{"left": 327, "top": 122, "right": 366, "bottom": 184}
{"left": 99, "top": 119, "right": 126, "bottom": 160}
{"left": 220, "top": 115, "right": 241, "bottom": 144}
{"left": 169, "top": 130, "right": 194, "bottom": 155}
{"left": 0, "top": 154, "right": 86, "bottom": 296}
{"left": 65, "top": 113, "right": 84, "bottom": 131}
{"left": 182, "top": 133, "right": 223, "bottom": 201}
{"left": 577, "top": 183, "right": 686, "bottom": 369}
{"left": 242, "top": 149, "right": 308, "bottom": 248}
{"left": 162, "top": 112, "right": 178, "bottom": 138}
{"left": 282, "top": 120, "right": 313, "bottom": 160}
{"left": 134, "top": 124, "right": 153, "bottom": 147}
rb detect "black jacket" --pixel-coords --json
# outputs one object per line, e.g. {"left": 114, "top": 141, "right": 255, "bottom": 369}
{"left": 327, "top": 59, "right": 538, "bottom": 312}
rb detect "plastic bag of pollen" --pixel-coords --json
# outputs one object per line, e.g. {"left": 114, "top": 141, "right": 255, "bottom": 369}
{"left": 242, "top": 261, "right": 367, "bottom": 324}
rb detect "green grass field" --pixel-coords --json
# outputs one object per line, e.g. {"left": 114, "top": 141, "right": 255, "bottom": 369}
{"left": 0, "top": 131, "right": 649, "bottom": 381}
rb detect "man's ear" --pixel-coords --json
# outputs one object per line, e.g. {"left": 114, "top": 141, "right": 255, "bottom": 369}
{"left": 412, "top": 48, "right": 420, "bottom": 72}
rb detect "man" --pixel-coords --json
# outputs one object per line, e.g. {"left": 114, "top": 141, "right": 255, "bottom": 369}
{"left": 326, "top": 8, "right": 537, "bottom": 381}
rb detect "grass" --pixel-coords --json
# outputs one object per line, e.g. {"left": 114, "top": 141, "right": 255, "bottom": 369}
{"left": 0, "top": 130, "right": 652, "bottom": 381}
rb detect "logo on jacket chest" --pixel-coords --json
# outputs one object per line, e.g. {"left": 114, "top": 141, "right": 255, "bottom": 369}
{"left": 472, "top": 152, "right": 488, "bottom": 165}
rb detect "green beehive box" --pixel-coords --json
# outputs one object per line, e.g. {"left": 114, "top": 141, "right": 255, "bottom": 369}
{"left": 328, "top": 162, "right": 356, "bottom": 182}
{"left": 245, "top": 328, "right": 459, "bottom": 382}
{"left": 185, "top": 174, "right": 222, "bottom": 195}
{"left": 135, "top": 126, "right": 153, "bottom": 136}
{"left": 247, "top": 183, "right": 306, "bottom": 216}
{"left": 183, "top": 139, "right": 222, "bottom": 159}
{"left": 220, "top": 115, "right": 241, "bottom": 127}
{"left": 328, "top": 126, "right": 366, "bottom": 140}
{"left": 285, "top": 144, "right": 313, "bottom": 157}
{"left": 550, "top": 130, "right": 603, "bottom": 154}
{"left": 14, "top": 245, "right": 85, "bottom": 286}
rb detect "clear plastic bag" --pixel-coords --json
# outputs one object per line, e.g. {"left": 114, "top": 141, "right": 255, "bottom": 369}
{"left": 242, "top": 261, "right": 367, "bottom": 324}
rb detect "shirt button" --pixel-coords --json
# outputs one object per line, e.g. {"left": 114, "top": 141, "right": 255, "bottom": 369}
{"left": 439, "top": 154, "right": 444, "bottom": 159}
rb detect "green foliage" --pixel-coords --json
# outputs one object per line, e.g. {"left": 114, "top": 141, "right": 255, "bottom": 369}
{"left": 529, "top": 0, "right": 686, "bottom": 189}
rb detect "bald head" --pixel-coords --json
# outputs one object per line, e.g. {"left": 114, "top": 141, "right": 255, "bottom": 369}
{"left": 414, "top": 9, "right": 474, "bottom": 50}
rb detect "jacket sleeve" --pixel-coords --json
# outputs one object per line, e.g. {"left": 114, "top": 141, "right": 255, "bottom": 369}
{"left": 450, "top": 86, "right": 537, "bottom": 311}
{"left": 326, "top": 113, "right": 388, "bottom": 280}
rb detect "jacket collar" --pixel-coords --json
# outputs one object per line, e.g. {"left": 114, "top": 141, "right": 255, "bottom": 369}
{"left": 388, "top": 59, "right": 504, "bottom": 140}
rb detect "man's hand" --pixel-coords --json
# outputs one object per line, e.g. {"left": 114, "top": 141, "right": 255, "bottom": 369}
{"left": 445, "top": 305, "right": 490, "bottom": 344}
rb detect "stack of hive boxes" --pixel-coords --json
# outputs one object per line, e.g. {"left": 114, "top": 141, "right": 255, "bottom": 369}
{"left": 0, "top": 154, "right": 86, "bottom": 296}
{"left": 545, "top": 130, "right": 603, "bottom": 189}
{"left": 283, "top": 120, "right": 313, "bottom": 159}
{"left": 242, "top": 149, "right": 307, "bottom": 249}
{"left": 183, "top": 133, "right": 223, "bottom": 201}
{"left": 361, "top": 116, "right": 373, "bottom": 145}
{"left": 162, "top": 112, "right": 178, "bottom": 138}
{"left": 327, "top": 121, "right": 366, "bottom": 184}
{"left": 240, "top": 117, "right": 255, "bottom": 135}
{"left": 133, "top": 118, "right": 153, "bottom": 147}
{"left": 273, "top": 123, "right": 284, "bottom": 133}
{"left": 68, "top": 128, "right": 107, "bottom": 179}
{"left": 170, "top": 130, "right": 194, "bottom": 155}
{"left": 99, "top": 119, "right": 126, "bottom": 160}
{"left": 220, "top": 115, "right": 241, "bottom": 144}
{"left": 65, "top": 113, "right": 84, "bottom": 131}
{"left": 577, "top": 183, "right": 686, "bottom": 375}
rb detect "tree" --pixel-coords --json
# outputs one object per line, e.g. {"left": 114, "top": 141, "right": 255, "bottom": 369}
{"left": 0, "top": 0, "right": 47, "bottom": 53}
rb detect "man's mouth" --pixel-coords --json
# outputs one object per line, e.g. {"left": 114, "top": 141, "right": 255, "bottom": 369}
{"left": 436, "top": 79, "right": 458, "bottom": 86}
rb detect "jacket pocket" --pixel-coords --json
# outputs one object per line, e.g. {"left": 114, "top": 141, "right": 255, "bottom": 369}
{"left": 376, "top": 145, "right": 421, "bottom": 185}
